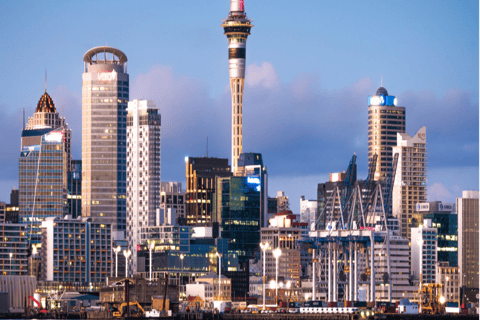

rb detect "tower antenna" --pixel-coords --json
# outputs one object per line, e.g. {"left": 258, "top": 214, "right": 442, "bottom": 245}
{"left": 23, "top": 108, "right": 25, "bottom": 130}
{"left": 381, "top": 75, "right": 383, "bottom": 87}
{"left": 206, "top": 137, "right": 208, "bottom": 157}
{"left": 45, "top": 68, "right": 47, "bottom": 92}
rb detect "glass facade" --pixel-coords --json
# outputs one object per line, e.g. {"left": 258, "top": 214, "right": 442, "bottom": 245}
{"left": 19, "top": 128, "right": 68, "bottom": 245}
{"left": 67, "top": 160, "right": 82, "bottom": 218}
{"left": 217, "top": 176, "right": 260, "bottom": 262}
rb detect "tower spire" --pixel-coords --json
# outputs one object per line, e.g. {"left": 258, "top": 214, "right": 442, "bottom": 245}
{"left": 45, "top": 68, "right": 47, "bottom": 92}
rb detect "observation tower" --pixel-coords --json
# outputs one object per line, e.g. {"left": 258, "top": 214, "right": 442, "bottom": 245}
{"left": 221, "top": 0, "right": 253, "bottom": 173}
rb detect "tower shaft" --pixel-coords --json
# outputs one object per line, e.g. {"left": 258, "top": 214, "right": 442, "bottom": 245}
{"left": 230, "top": 78, "right": 244, "bottom": 171}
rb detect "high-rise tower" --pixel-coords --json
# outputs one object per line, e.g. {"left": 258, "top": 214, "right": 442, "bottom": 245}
{"left": 82, "top": 46, "right": 128, "bottom": 232}
{"left": 367, "top": 87, "right": 405, "bottom": 181}
{"left": 126, "top": 99, "right": 161, "bottom": 275}
{"left": 222, "top": 0, "right": 253, "bottom": 173}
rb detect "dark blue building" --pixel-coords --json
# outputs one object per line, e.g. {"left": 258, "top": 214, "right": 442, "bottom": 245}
{"left": 68, "top": 160, "right": 82, "bottom": 218}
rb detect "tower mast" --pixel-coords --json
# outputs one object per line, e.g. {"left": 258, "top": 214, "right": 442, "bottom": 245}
{"left": 222, "top": 0, "right": 253, "bottom": 173}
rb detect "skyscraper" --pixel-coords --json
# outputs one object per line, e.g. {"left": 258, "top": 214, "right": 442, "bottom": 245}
{"left": 185, "top": 157, "right": 231, "bottom": 226}
{"left": 222, "top": 0, "right": 253, "bottom": 173}
{"left": 19, "top": 90, "right": 71, "bottom": 245}
{"left": 367, "top": 87, "right": 405, "bottom": 181}
{"left": 457, "top": 191, "right": 479, "bottom": 290}
{"left": 82, "top": 46, "right": 128, "bottom": 232}
{"left": 392, "top": 126, "right": 427, "bottom": 239}
{"left": 126, "top": 99, "right": 161, "bottom": 275}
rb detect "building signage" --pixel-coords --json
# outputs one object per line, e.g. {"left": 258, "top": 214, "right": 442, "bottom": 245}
{"left": 97, "top": 70, "right": 117, "bottom": 81}
{"left": 416, "top": 203, "right": 430, "bottom": 212}
{"left": 44, "top": 131, "right": 63, "bottom": 143}
{"left": 439, "top": 203, "right": 454, "bottom": 212}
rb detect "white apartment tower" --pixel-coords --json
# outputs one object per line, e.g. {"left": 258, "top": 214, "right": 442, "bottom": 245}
{"left": 126, "top": 99, "right": 161, "bottom": 276}
{"left": 392, "top": 126, "right": 427, "bottom": 239}
{"left": 411, "top": 220, "right": 438, "bottom": 284}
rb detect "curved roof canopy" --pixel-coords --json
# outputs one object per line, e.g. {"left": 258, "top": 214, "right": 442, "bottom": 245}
{"left": 36, "top": 91, "right": 56, "bottom": 113}
{"left": 83, "top": 46, "right": 128, "bottom": 64}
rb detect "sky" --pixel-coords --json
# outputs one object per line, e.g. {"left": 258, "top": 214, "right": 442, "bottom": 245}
{"left": 0, "top": 0, "right": 478, "bottom": 212}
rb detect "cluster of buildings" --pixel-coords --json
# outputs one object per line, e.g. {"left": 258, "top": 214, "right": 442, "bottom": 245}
{"left": 0, "top": 0, "right": 477, "bottom": 312}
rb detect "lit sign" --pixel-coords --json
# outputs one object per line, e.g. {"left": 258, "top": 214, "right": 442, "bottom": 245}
{"left": 137, "top": 245, "right": 141, "bottom": 251}
{"left": 44, "top": 132, "right": 63, "bottom": 143}
{"left": 416, "top": 203, "right": 430, "bottom": 212}
{"left": 97, "top": 70, "right": 117, "bottom": 81}
{"left": 247, "top": 177, "right": 260, "bottom": 184}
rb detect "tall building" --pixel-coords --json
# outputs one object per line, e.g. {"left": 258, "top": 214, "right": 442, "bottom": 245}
{"left": 0, "top": 223, "right": 28, "bottom": 276}
{"left": 367, "top": 87, "right": 405, "bottom": 181}
{"left": 457, "top": 191, "right": 479, "bottom": 289}
{"left": 185, "top": 157, "right": 231, "bottom": 226}
{"left": 415, "top": 201, "right": 457, "bottom": 267}
{"left": 392, "top": 126, "right": 427, "bottom": 239}
{"left": 411, "top": 220, "right": 438, "bottom": 284}
{"left": 41, "top": 216, "right": 112, "bottom": 283}
{"left": 126, "top": 99, "right": 161, "bottom": 276}
{"left": 160, "top": 182, "right": 186, "bottom": 224}
{"left": 82, "top": 46, "right": 129, "bottom": 232}
{"left": 221, "top": 0, "right": 253, "bottom": 173}
{"left": 67, "top": 160, "right": 82, "bottom": 218}
{"left": 20, "top": 89, "right": 71, "bottom": 245}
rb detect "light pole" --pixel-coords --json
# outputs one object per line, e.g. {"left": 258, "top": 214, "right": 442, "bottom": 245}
{"left": 148, "top": 242, "right": 155, "bottom": 281}
{"left": 260, "top": 242, "right": 270, "bottom": 310}
{"left": 9, "top": 253, "right": 12, "bottom": 274}
{"left": 180, "top": 254, "right": 184, "bottom": 301}
{"left": 123, "top": 249, "right": 131, "bottom": 278}
{"left": 216, "top": 252, "right": 222, "bottom": 300}
{"left": 273, "top": 248, "right": 282, "bottom": 306}
{"left": 113, "top": 246, "right": 121, "bottom": 277}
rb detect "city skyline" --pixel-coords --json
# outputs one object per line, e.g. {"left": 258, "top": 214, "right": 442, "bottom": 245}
{"left": 0, "top": 0, "right": 478, "bottom": 211}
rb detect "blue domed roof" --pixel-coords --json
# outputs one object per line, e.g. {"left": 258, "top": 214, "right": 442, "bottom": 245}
{"left": 376, "top": 87, "right": 388, "bottom": 96}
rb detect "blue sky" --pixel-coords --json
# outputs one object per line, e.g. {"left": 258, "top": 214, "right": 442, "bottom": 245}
{"left": 0, "top": 0, "right": 478, "bottom": 211}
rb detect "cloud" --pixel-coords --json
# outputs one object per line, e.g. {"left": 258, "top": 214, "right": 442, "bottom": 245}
{"left": 427, "top": 182, "right": 451, "bottom": 202}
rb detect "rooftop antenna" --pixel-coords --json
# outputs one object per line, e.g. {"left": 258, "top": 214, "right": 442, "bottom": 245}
{"left": 381, "top": 75, "right": 383, "bottom": 87}
{"left": 45, "top": 68, "right": 47, "bottom": 92}
{"left": 23, "top": 108, "right": 25, "bottom": 130}
{"left": 206, "top": 137, "right": 209, "bottom": 157}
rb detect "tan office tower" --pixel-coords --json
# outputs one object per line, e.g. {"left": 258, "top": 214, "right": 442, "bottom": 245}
{"left": 82, "top": 46, "right": 128, "bottom": 232}
{"left": 457, "top": 191, "right": 479, "bottom": 289}
{"left": 367, "top": 87, "right": 405, "bottom": 181}
{"left": 222, "top": 0, "right": 253, "bottom": 173}
{"left": 392, "top": 126, "right": 427, "bottom": 239}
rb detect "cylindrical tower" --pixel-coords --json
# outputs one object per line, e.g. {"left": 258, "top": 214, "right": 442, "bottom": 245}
{"left": 222, "top": 0, "right": 253, "bottom": 173}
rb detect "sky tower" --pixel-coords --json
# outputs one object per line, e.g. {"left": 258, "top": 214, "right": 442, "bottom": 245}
{"left": 222, "top": 0, "right": 253, "bottom": 173}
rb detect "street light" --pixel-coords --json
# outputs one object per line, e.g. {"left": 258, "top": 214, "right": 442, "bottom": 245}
{"left": 260, "top": 242, "right": 270, "bottom": 310}
{"left": 180, "top": 254, "right": 184, "bottom": 301}
{"left": 123, "top": 249, "right": 131, "bottom": 278}
{"left": 216, "top": 252, "right": 223, "bottom": 300}
{"left": 113, "top": 246, "right": 121, "bottom": 277}
{"left": 273, "top": 248, "right": 282, "bottom": 306}
{"left": 148, "top": 242, "right": 155, "bottom": 281}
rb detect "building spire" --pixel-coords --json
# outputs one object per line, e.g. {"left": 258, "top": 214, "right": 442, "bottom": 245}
{"left": 45, "top": 68, "right": 47, "bottom": 92}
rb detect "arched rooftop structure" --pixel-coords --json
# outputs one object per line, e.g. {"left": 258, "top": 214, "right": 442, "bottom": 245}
{"left": 36, "top": 91, "right": 56, "bottom": 113}
{"left": 83, "top": 46, "right": 128, "bottom": 64}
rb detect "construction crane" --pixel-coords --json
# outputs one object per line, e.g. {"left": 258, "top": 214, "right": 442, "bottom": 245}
{"left": 383, "top": 153, "right": 399, "bottom": 217}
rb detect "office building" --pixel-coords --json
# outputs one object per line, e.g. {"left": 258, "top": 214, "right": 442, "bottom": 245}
{"left": 392, "top": 126, "right": 427, "bottom": 239}
{"left": 82, "top": 46, "right": 129, "bottom": 232}
{"left": 19, "top": 127, "right": 69, "bottom": 245}
{"left": 275, "top": 191, "right": 290, "bottom": 213}
{"left": 300, "top": 196, "right": 318, "bottom": 229}
{"left": 196, "top": 273, "right": 231, "bottom": 301}
{"left": 6, "top": 188, "right": 19, "bottom": 223}
{"left": 185, "top": 157, "right": 231, "bottom": 226}
{"left": 261, "top": 212, "right": 303, "bottom": 284}
{"left": 367, "top": 86, "right": 405, "bottom": 181}
{"left": 0, "top": 223, "right": 28, "bottom": 276}
{"left": 160, "top": 182, "right": 186, "bottom": 224}
{"left": 126, "top": 99, "right": 161, "bottom": 276}
{"left": 317, "top": 171, "right": 357, "bottom": 230}
{"left": 415, "top": 201, "right": 457, "bottom": 266}
{"left": 437, "top": 262, "right": 460, "bottom": 303}
{"left": 457, "top": 191, "right": 479, "bottom": 289}
{"left": 68, "top": 160, "right": 82, "bottom": 218}
{"left": 41, "top": 216, "right": 112, "bottom": 283}
{"left": 221, "top": 0, "right": 253, "bottom": 173}
{"left": 411, "top": 220, "right": 438, "bottom": 284}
